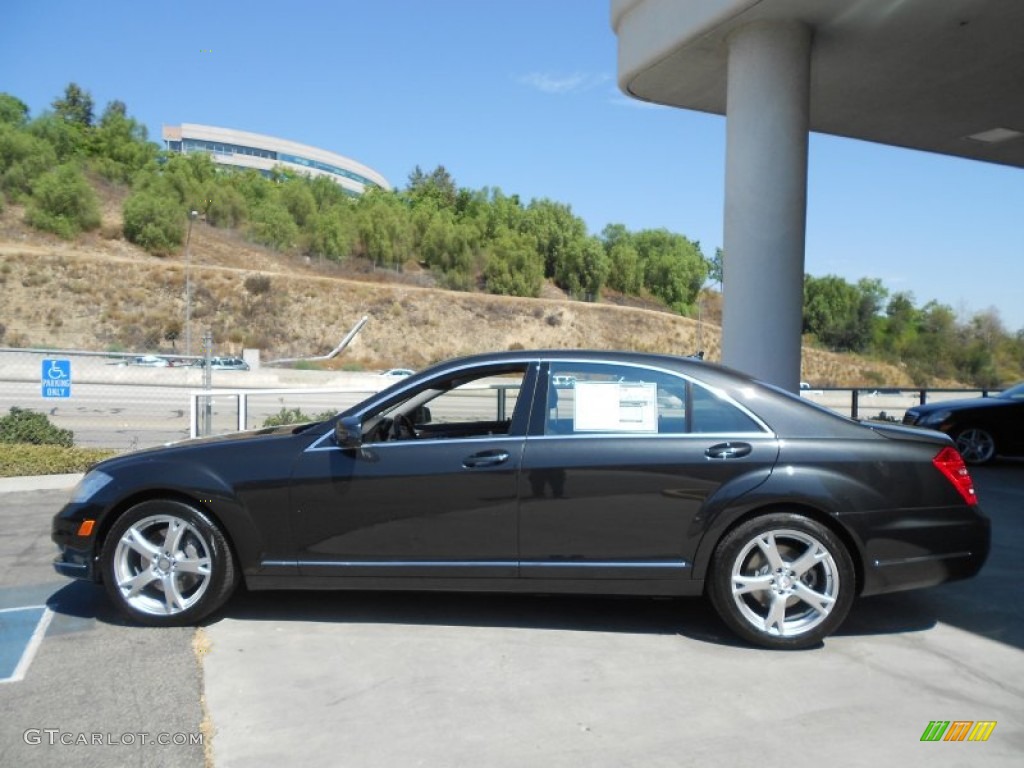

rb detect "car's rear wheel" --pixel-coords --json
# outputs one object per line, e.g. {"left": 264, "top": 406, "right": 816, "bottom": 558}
{"left": 708, "top": 513, "right": 855, "bottom": 650}
{"left": 954, "top": 427, "right": 997, "bottom": 465}
{"left": 101, "top": 499, "right": 237, "bottom": 626}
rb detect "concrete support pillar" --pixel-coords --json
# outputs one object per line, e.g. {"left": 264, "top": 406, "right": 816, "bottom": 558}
{"left": 721, "top": 21, "right": 811, "bottom": 391}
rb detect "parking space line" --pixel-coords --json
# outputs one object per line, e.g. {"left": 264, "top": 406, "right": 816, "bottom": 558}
{"left": 0, "top": 605, "right": 54, "bottom": 684}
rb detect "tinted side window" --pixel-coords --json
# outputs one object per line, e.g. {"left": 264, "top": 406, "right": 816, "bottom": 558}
{"left": 689, "top": 382, "right": 763, "bottom": 434}
{"left": 545, "top": 363, "right": 687, "bottom": 435}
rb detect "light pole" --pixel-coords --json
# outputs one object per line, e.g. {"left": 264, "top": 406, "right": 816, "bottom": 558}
{"left": 184, "top": 209, "right": 198, "bottom": 356}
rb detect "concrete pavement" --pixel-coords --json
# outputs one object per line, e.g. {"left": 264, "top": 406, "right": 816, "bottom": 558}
{"left": 3, "top": 466, "right": 1021, "bottom": 767}
{"left": 199, "top": 463, "right": 1024, "bottom": 768}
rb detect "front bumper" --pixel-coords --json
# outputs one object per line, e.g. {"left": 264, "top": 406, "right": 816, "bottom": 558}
{"left": 51, "top": 503, "right": 102, "bottom": 582}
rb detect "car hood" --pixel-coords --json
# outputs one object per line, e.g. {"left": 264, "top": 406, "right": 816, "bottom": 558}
{"left": 94, "top": 422, "right": 326, "bottom": 468}
{"left": 909, "top": 396, "right": 1009, "bottom": 415}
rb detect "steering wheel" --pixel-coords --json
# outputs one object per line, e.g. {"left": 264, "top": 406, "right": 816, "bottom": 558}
{"left": 390, "top": 413, "right": 417, "bottom": 440}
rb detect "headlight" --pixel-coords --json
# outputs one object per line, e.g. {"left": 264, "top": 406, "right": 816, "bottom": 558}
{"left": 918, "top": 410, "right": 952, "bottom": 427}
{"left": 68, "top": 470, "right": 114, "bottom": 503}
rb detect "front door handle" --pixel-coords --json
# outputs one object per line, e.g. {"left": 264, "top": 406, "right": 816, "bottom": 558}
{"left": 462, "top": 450, "right": 510, "bottom": 469}
{"left": 705, "top": 442, "right": 752, "bottom": 460}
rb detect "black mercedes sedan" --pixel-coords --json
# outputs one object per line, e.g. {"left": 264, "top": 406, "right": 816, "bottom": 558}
{"left": 52, "top": 350, "right": 989, "bottom": 649}
{"left": 903, "top": 382, "right": 1024, "bottom": 465}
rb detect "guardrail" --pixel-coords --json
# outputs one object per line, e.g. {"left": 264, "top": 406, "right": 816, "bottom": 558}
{"left": 801, "top": 387, "right": 991, "bottom": 422}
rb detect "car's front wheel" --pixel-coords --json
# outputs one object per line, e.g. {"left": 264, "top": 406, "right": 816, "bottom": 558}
{"left": 954, "top": 427, "right": 997, "bottom": 465}
{"left": 708, "top": 513, "right": 855, "bottom": 650}
{"left": 101, "top": 499, "right": 237, "bottom": 626}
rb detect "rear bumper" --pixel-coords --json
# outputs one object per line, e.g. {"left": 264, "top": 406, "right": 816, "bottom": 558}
{"left": 855, "top": 506, "right": 990, "bottom": 595}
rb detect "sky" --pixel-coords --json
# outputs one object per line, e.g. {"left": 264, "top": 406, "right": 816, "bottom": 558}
{"left": 3, "top": 0, "right": 1022, "bottom": 331}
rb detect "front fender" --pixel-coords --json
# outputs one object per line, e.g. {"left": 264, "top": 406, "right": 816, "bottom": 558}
{"left": 83, "top": 457, "right": 286, "bottom": 580}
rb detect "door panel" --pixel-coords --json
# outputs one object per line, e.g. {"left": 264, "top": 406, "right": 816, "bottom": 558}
{"left": 518, "top": 435, "right": 778, "bottom": 579}
{"left": 291, "top": 438, "right": 523, "bottom": 578}
{"left": 519, "top": 360, "right": 778, "bottom": 579}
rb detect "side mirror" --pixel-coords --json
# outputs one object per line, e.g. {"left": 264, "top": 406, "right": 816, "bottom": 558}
{"left": 411, "top": 405, "right": 431, "bottom": 424}
{"left": 334, "top": 416, "right": 363, "bottom": 448}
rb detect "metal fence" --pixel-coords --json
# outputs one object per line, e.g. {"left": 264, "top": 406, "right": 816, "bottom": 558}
{"left": 0, "top": 347, "right": 383, "bottom": 451}
{"left": 0, "top": 346, "right": 994, "bottom": 451}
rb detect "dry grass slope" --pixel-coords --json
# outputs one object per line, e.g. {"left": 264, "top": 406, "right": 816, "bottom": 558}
{"left": 0, "top": 192, "right": 923, "bottom": 386}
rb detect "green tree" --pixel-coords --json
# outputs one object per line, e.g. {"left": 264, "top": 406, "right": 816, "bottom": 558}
{"left": 307, "top": 205, "right": 356, "bottom": 261}
{"left": 0, "top": 93, "right": 29, "bottom": 126}
{"left": 280, "top": 179, "right": 317, "bottom": 227}
{"left": 161, "top": 152, "right": 217, "bottom": 212}
{"left": 418, "top": 209, "right": 476, "bottom": 290}
{"left": 355, "top": 190, "right": 413, "bottom": 268}
{"left": 205, "top": 184, "right": 247, "bottom": 228}
{"left": 52, "top": 82, "right": 94, "bottom": 127}
{"left": 553, "top": 236, "right": 609, "bottom": 300}
{"left": 602, "top": 224, "right": 643, "bottom": 295}
{"left": 25, "top": 163, "right": 101, "bottom": 238}
{"left": 28, "top": 113, "right": 86, "bottom": 162}
{"left": 633, "top": 229, "right": 707, "bottom": 313}
{"left": 803, "top": 274, "right": 875, "bottom": 351}
{"left": 406, "top": 164, "right": 457, "bottom": 209}
{"left": 122, "top": 187, "right": 185, "bottom": 255}
{"left": 522, "top": 198, "right": 587, "bottom": 280}
{"left": 483, "top": 230, "right": 543, "bottom": 297}
{"left": 89, "top": 100, "right": 157, "bottom": 183}
{"left": 0, "top": 125, "right": 58, "bottom": 200}
{"left": 248, "top": 197, "right": 300, "bottom": 250}
{"left": 709, "top": 247, "right": 724, "bottom": 288}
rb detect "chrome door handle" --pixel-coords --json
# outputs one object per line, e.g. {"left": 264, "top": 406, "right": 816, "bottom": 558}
{"left": 705, "top": 442, "right": 752, "bottom": 460}
{"left": 462, "top": 450, "right": 510, "bottom": 468}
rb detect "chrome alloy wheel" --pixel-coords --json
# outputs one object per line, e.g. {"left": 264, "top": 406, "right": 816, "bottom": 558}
{"left": 728, "top": 528, "right": 840, "bottom": 638}
{"left": 111, "top": 514, "right": 212, "bottom": 617}
{"left": 955, "top": 428, "right": 996, "bottom": 465}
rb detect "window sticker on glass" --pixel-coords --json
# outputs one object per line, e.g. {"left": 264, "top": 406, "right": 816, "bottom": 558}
{"left": 573, "top": 381, "right": 658, "bottom": 432}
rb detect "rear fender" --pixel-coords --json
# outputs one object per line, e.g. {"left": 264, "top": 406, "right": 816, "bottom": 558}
{"left": 689, "top": 466, "right": 879, "bottom": 582}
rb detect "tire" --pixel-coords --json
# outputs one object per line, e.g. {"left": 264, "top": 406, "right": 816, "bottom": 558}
{"left": 101, "top": 499, "right": 237, "bottom": 626}
{"left": 708, "top": 513, "right": 855, "bottom": 650}
{"left": 954, "top": 427, "right": 997, "bottom": 465}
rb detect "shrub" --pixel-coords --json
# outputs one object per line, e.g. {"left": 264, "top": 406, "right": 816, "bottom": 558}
{"left": 0, "top": 443, "right": 116, "bottom": 477}
{"left": 25, "top": 163, "right": 101, "bottom": 238}
{"left": 122, "top": 188, "right": 185, "bottom": 255}
{"left": 206, "top": 184, "right": 247, "bottom": 228}
{"left": 0, "top": 406, "right": 74, "bottom": 447}
{"left": 0, "top": 125, "right": 58, "bottom": 200}
{"left": 248, "top": 200, "right": 299, "bottom": 250}
{"left": 262, "top": 407, "right": 336, "bottom": 427}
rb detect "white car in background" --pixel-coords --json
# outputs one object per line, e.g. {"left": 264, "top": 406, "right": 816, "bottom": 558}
{"left": 119, "top": 355, "right": 169, "bottom": 367}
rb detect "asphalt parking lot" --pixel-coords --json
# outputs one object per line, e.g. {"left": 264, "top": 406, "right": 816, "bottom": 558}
{"left": 1, "top": 465, "right": 1021, "bottom": 767}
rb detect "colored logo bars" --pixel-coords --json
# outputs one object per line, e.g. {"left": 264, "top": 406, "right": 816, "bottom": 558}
{"left": 920, "top": 721, "right": 997, "bottom": 742}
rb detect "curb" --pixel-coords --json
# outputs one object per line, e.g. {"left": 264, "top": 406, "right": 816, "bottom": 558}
{"left": 0, "top": 473, "right": 83, "bottom": 494}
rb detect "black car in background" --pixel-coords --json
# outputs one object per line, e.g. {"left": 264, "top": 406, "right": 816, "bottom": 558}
{"left": 903, "top": 382, "right": 1024, "bottom": 465}
{"left": 52, "top": 350, "right": 989, "bottom": 649}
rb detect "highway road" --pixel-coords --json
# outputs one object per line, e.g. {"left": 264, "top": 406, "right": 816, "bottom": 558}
{"left": 0, "top": 348, "right": 988, "bottom": 450}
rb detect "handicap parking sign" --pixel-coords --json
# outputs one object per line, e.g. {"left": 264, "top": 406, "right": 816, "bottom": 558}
{"left": 41, "top": 359, "right": 71, "bottom": 398}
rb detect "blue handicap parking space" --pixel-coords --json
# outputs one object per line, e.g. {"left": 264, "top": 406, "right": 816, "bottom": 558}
{"left": 0, "top": 605, "right": 53, "bottom": 683}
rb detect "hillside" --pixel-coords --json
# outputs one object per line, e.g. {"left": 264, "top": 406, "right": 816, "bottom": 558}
{"left": 0, "top": 195, "right": 921, "bottom": 386}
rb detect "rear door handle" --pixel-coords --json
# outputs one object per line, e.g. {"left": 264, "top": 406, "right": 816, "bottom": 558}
{"left": 462, "top": 450, "right": 510, "bottom": 469}
{"left": 705, "top": 442, "right": 752, "bottom": 460}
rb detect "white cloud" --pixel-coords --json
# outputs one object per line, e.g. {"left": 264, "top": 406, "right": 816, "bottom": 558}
{"left": 517, "top": 71, "right": 610, "bottom": 94}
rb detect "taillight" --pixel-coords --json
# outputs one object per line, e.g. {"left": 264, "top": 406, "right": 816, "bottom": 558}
{"left": 933, "top": 446, "right": 977, "bottom": 506}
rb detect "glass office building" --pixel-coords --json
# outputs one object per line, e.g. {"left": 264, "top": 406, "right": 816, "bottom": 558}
{"left": 162, "top": 124, "right": 390, "bottom": 194}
